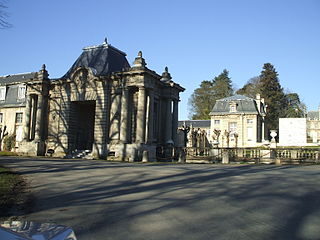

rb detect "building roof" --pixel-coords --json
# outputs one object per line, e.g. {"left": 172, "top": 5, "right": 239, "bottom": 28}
{"left": 0, "top": 84, "right": 26, "bottom": 108}
{"left": 62, "top": 40, "right": 130, "bottom": 79}
{"left": 0, "top": 72, "right": 37, "bottom": 86}
{"left": 178, "top": 120, "right": 211, "bottom": 129}
{"left": 211, "top": 94, "right": 263, "bottom": 115}
{"left": 307, "top": 111, "right": 320, "bottom": 120}
{"left": 0, "top": 73, "right": 36, "bottom": 108}
{"left": 218, "top": 94, "right": 253, "bottom": 101}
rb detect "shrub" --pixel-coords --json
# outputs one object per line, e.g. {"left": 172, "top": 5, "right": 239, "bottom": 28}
{"left": 3, "top": 134, "right": 16, "bottom": 152}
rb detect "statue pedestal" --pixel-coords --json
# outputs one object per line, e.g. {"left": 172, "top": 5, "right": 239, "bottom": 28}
{"left": 222, "top": 150, "right": 229, "bottom": 164}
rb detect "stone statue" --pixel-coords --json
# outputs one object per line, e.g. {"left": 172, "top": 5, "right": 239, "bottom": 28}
{"left": 234, "top": 132, "right": 239, "bottom": 148}
{"left": 178, "top": 123, "right": 190, "bottom": 147}
{"left": 224, "top": 130, "right": 230, "bottom": 148}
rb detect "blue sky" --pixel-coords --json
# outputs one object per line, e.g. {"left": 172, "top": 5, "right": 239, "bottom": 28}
{"left": 1, "top": 0, "right": 319, "bottom": 120}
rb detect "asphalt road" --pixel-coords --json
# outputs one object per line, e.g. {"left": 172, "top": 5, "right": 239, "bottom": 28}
{"left": 1, "top": 157, "right": 320, "bottom": 240}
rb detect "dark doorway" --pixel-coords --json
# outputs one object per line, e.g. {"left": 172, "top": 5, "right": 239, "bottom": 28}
{"left": 70, "top": 101, "right": 96, "bottom": 150}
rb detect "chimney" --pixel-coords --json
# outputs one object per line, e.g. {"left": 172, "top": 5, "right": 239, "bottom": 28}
{"left": 256, "top": 94, "right": 261, "bottom": 114}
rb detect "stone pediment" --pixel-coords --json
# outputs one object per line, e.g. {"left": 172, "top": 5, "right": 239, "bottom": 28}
{"left": 70, "top": 67, "right": 97, "bottom": 88}
{"left": 74, "top": 69, "right": 88, "bottom": 90}
{"left": 69, "top": 67, "right": 99, "bottom": 101}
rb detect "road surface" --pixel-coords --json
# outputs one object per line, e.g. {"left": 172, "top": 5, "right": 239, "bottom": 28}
{"left": 1, "top": 157, "right": 320, "bottom": 240}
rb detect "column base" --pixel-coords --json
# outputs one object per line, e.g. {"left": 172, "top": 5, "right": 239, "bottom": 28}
{"left": 16, "top": 140, "right": 46, "bottom": 156}
{"left": 110, "top": 143, "right": 156, "bottom": 162}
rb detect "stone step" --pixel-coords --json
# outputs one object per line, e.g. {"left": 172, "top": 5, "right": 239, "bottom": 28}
{"left": 65, "top": 149, "right": 93, "bottom": 159}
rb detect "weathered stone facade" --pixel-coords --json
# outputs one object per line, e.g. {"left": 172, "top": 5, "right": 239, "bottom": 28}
{"left": 307, "top": 108, "right": 320, "bottom": 144}
{"left": 0, "top": 41, "right": 184, "bottom": 160}
{"left": 210, "top": 94, "right": 266, "bottom": 148}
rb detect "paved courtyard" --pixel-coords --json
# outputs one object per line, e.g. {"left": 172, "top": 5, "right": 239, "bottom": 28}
{"left": 1, "top": 157, "right": 320, "bottom": 240}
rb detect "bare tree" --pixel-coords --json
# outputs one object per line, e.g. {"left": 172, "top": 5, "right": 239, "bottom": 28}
{"left": 0, "top": 1, "right": 12, "bottom": 29}
{"left": 0, "top": 125, "right": 8, "bottom": 151}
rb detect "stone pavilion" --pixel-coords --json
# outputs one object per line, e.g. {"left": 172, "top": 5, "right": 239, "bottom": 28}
{"left": 0, "top": 40, "right": 184, "bottom": 161}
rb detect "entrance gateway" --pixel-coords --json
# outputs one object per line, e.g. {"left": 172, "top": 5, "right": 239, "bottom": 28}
{"left": 6, "top": 40, "right": 184, "bottom": 160}
{"left": 69, "top": 100, "right": 95, "bottom": 151}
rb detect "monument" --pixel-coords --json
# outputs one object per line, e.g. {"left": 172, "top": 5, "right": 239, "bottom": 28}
{"left": 278, "top": 118, "right": 307, "bottom": 146}
{"left": 0, "top": 40, "right": 185, "bottom": 161}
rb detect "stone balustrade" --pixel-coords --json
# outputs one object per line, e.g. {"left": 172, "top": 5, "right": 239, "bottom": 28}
{"left": 161, "top": 147, "right": 320, "bottom": 164}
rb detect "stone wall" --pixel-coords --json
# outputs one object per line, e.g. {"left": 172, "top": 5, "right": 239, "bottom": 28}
{"left": 0, "top": 106, "right": 25, "bottom": 137}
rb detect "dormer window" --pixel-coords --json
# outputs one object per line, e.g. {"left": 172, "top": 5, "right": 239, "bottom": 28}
{"left": 229, "top": 102, "right": 237, "bottom": 112}
{"left": 0, "top": 86, "right": 6, "bottom": 101}
{"left": 18, "top": 85, "right": 26, "bottom": 100}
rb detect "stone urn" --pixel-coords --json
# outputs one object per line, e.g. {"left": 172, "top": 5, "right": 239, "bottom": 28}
{"left": 270, "top": 130, "right": 277, "bottom": 142}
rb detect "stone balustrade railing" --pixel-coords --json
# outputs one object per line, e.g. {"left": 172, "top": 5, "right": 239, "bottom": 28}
{"left": 176, "top": 147, "right": 320, "bottom": 164}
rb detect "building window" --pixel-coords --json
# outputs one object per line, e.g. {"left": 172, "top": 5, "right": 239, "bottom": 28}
{"left": 214, "top": 120, "right": 220, "bottom": 125}
{"left": 17, "top": 85, "right": 26, "bottom": 100}
{"left": 247, "top": 127, "right": 253, "bottom": 141}
{"left": 247, "top": 119, "right": 253, "bottom": 124}
{"left": 229, "top": 122, "right": 237, "bottom": 135}
{"left": 0, "top": 86, "right": 6, "bottom": 101}
{"left": 15, "top": 113, "right": 23, "bottom": 124}
{"left": 0, "top": 113, "right": 3, "bottom": 123}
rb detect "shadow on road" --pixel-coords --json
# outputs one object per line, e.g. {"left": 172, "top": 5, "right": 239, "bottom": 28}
{"left": 1, "top": 157, "right": 319, "bottom": 240}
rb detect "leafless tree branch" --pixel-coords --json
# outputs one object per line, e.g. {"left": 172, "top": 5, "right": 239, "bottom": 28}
{"left": 0, "top": 1, "right": 12, "bottom": 29}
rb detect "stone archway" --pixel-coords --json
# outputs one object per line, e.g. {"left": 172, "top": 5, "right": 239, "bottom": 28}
{"left": 69, "top": 100, "right": 96, "bottom": 150}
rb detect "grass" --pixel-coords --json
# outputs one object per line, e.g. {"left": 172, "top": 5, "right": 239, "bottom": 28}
{"left": 0, "top": 151, "right": 18, "bottom": 156}
{"left": 0, "top": 166, "right": 27, "bottom": 217}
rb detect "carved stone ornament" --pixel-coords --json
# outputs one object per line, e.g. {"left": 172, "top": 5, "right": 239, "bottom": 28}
{"left": 73, "top": 69, "right": 89, "bottom": 90}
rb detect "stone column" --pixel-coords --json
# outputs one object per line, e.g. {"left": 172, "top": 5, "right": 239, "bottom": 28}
{"left": 30, "top": 95, "right": 37, "bottom": 140}
{"left": 136, "top": 87, "right": 146, "bottom": 143}
{"left": 23, "top": 95, "right": 32, "bottom": 141}
{"left": 34, "top": 94, "right": 43, "bottom": 141}
{"left": 261, "top": 118, "right": 265, "bottom": 141}
{"left": 109, "top": 92, "right": 121, "bottom": 140}
{"left": 165, "top": 98, "right": 173, "bottom": 144}
{"left": 147, "top": 90, "right": 154, "bottom": 143}
{"left": 120, "top": 88, "right": 129, "bottom": 143}
{"left": 172, "top": 99, "right": 178, "bottom": 146}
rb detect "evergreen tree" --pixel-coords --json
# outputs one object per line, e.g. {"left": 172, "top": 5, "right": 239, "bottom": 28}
{"left": 284, "top": 93, "right": 305, "bottom": 117}
{"left": 213, "top": 69, "right": 233, "bottom": 100}
{"left": 188, "top": 69, "right": 233, "bottom": 119}
{"left": 237, "top": 76, "right": 305, "bottom": 118}
{"left": 236, "top": 76, "right": 261, "bottom": 98}
{"left": 259, "top": 63, "right": 287, "bottom": 132}
{"left": 188, "top": 80, "right": 215, "bottom": 119}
